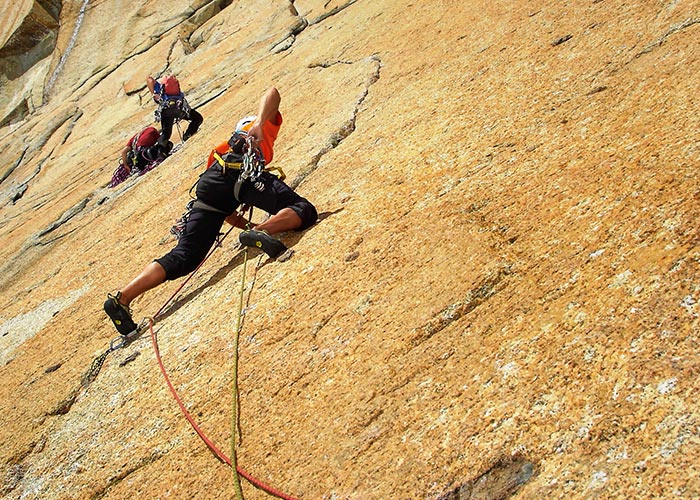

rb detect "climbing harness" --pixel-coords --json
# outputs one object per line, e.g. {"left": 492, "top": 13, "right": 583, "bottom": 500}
{"left": 212, "top": 150, "right": 243, "bottom": 173}
{"left": 126, "top": 131, "right": 141, "bottom": 168}
{"left": 155, "top": 91, "right": 192, "bottom": 123}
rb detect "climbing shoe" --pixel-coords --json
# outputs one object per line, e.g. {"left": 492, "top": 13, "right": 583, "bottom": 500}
{"left": 104, "top": 292, "right": 138, "bottom": 336}
{"left": 239, "top": 229, "right": 287, "bottom": 258}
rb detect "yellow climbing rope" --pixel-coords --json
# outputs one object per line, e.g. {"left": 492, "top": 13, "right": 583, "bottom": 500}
{"left": 231, "top": 208, "right": 254, "bottom": 500}
{"left": 231, "top": 249, "right": 247, "bottom": 499}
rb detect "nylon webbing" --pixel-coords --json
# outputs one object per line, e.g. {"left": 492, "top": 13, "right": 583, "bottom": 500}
{"left": 213, "top": 151, "right": 243, "bottom": 173}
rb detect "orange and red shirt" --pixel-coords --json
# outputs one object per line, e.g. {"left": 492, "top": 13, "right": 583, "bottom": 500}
{"left": 206, "top": 112, "right": 282, "bottom": 168}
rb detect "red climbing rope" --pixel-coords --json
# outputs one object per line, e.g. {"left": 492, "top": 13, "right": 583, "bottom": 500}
{"left": 148, "top": 320, "right": 299, "bottom": 500}
{"left": 147, "top": 206, "right": 300, "bottom": 500}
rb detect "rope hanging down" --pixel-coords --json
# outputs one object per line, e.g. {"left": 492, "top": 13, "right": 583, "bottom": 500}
{"left": 148, "top": 319, "right": 298, "bottom": 500}
{"left": 231, "top": 206, "right": 253, "bottom": 500}
{"left": 148, "top": 206, "right": 299, "bottom": 500}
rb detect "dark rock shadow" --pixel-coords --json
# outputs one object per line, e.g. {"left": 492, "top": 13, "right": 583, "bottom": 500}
{"left": 437, "top": 455, "right": 536, "bottom": 500}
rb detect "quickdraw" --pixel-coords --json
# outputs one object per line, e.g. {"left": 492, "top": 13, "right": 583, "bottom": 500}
{"left": 233, "top": 137, "right": 286, "bottom": 199}
{"left": 241, "top": 136, "right": 265, "bottom": 181}
{"left": 109, "top": 318, "right": 150, "bottom": 350}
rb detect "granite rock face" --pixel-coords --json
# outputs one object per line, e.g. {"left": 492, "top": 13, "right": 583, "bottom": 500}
{"left": 0, "top": 0, "right": 61, "bottom": 126}
{"left": 0, "top": 1, "right": 699, "bottom": 499}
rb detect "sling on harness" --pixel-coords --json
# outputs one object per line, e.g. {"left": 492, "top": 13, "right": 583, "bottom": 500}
{"left": 212, "top": 151, "right": 243, "bottom": 173}
{"left": 127, "top": 131, "right": 141, "bottom": 168}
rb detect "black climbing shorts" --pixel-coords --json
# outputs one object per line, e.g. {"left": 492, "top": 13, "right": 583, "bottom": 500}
{"left": 157, "top": 167, "right": 318, "bottom": 280}
{"left": 195, "top": 166, "right": 239, "bottom": 214}
{"left": 160, "top": 103, "right": 190, "bottom": 122}
{"left": 238, "top": 172, "right": 318, "bottom": 231}
{"left": 155, "top": 208, "right": 226, "bottom": 281}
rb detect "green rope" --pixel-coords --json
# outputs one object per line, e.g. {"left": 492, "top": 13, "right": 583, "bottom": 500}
{"left": 231, "top": 207, "right": 254, "bottom": 500}
{"left": 231, "top": 246, "right": 247, "bottom": 500}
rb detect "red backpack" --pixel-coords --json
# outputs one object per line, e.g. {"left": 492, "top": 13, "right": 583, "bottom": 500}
{"left": 134, "top": 126, "right": 160, "bottom": 148}
{"left": 162, "top": 75, "right": 181, "bottom": 96}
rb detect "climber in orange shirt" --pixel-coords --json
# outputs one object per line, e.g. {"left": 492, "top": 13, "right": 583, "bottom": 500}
{"left": 104, "top": 87, "right": 317, "bottom": 336}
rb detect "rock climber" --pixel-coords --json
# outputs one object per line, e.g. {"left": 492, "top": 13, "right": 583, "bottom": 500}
{"left": 147, "top": 74, "right": 204, "bottom": 146}
{"left": 108, "top": 125, "right": 172, "bottom": 187}
{"left": 120, "top": 125, "right": 172, "bottom": 174}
